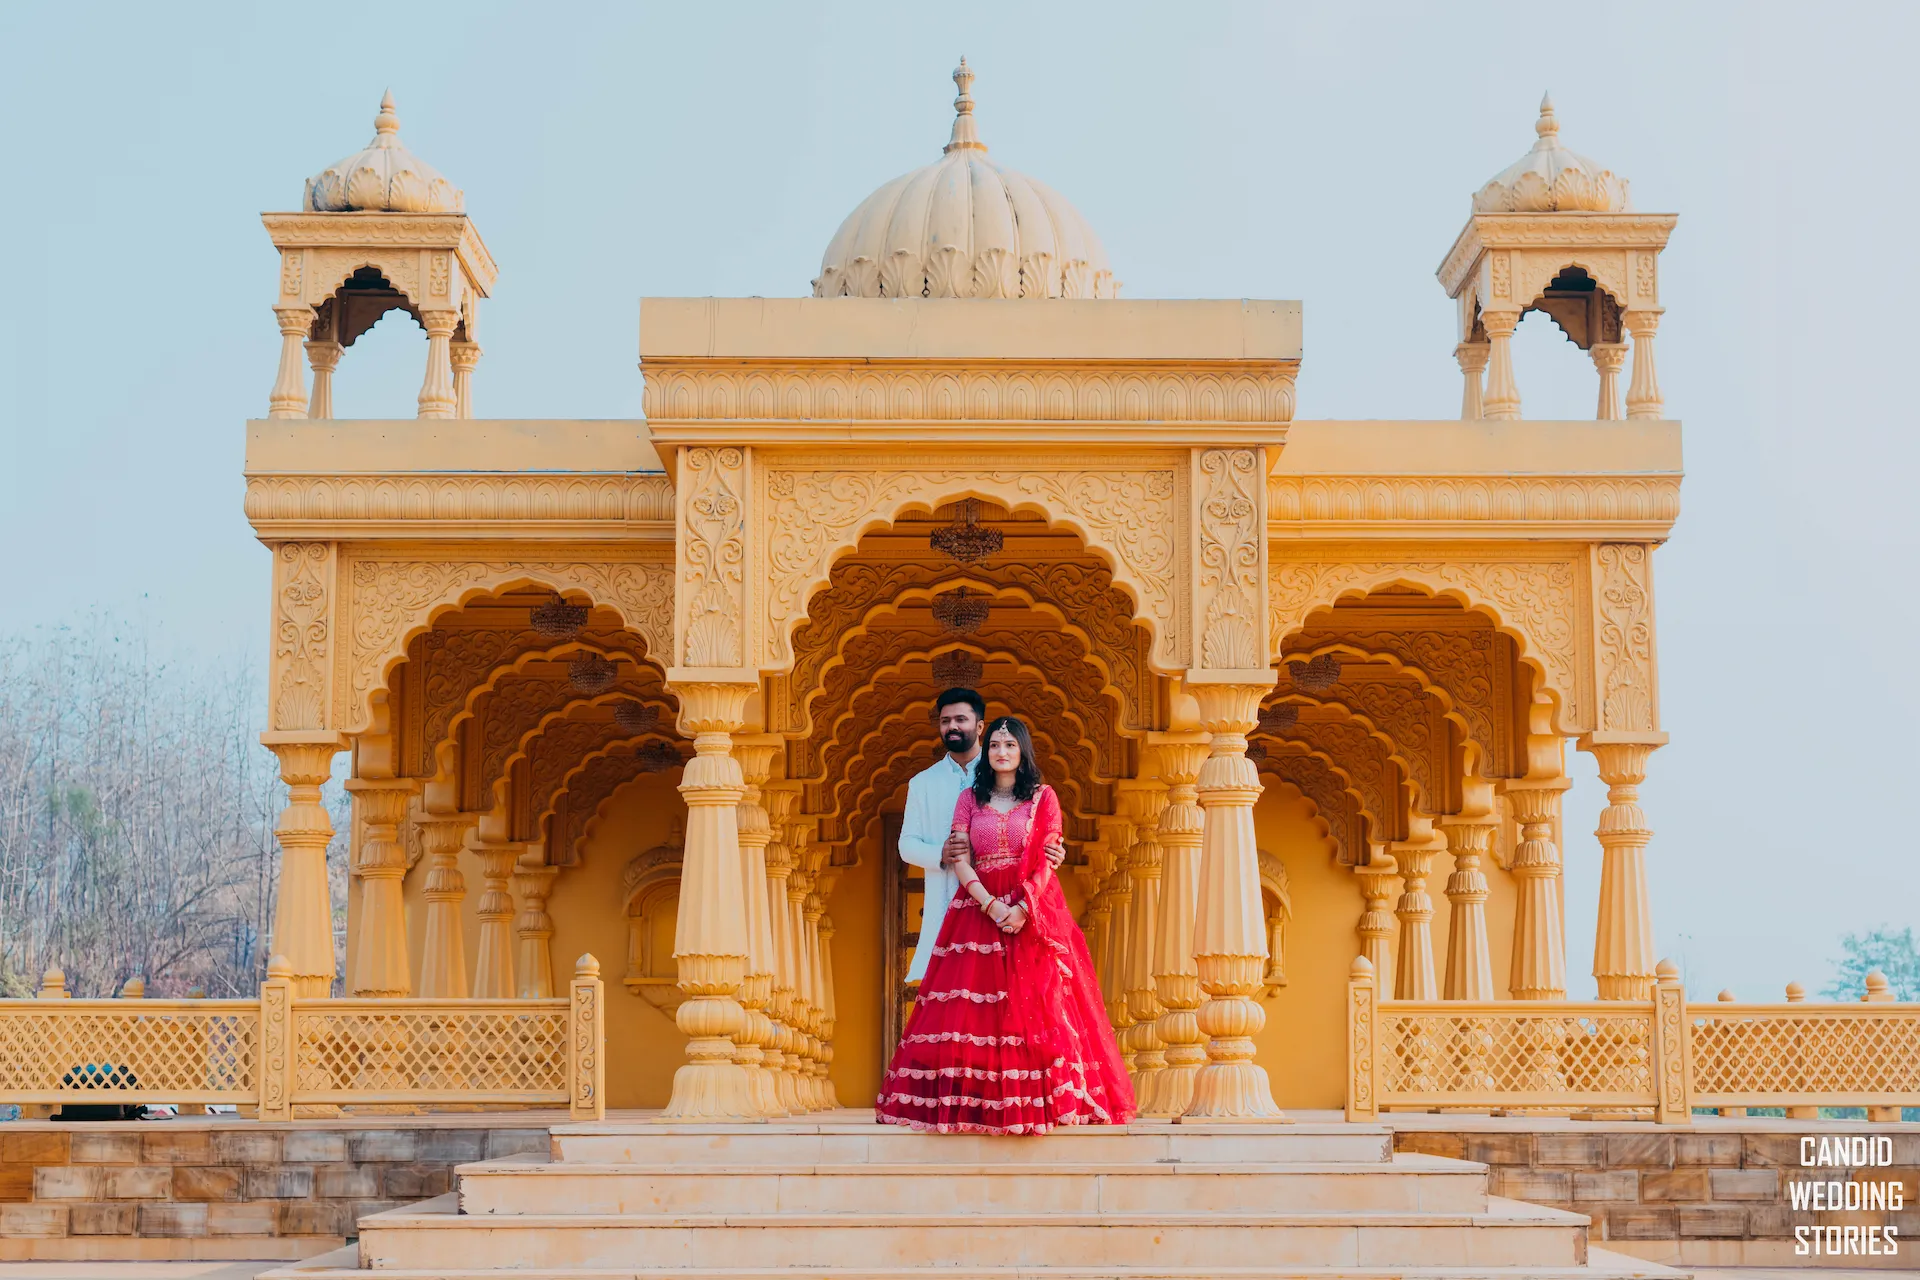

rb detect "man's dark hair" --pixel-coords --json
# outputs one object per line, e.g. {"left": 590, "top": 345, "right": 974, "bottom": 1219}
{"left": 935, "top": 687, "right": 986, "bottom": 720}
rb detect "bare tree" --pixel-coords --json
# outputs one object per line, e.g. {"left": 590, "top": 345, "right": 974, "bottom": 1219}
{"left": 0, "top": 619, "right": 350, "bottom": 998}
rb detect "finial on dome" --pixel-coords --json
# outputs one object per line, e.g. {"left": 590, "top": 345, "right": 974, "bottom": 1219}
{"left": 375, "top": 89, "right": 400, "bottom": 138}
{"left": 1534, "top": 92, "right": 1558, "bottom": 147}
{"left": 944, "top": 57, "right": 986, "bottom": 154}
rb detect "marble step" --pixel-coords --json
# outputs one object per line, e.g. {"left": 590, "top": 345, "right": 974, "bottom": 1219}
{"left": 266, "top": 1242, "right": 1683, "bottom": 1280}
{"left": 455, "top": 1153, "right": 1489, "bottom": 1216}
{"left": 548, "top": 1119, "right": 1392, "bottom": 1167}
{"left": 354, "top": 1194, "right": 1590, "bottom": 1272}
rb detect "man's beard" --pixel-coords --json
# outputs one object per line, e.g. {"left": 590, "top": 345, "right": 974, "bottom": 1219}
{"left": 942, "top": 730, "right": 974, "bottom": 754}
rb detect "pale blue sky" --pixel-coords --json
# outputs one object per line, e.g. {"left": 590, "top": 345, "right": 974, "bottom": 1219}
{"left": 2, "top": 2, "right": 1914, "bottom": 998}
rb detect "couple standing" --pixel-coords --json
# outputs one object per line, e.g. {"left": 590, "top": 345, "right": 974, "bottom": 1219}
{"left": 875, "top": 688, "right": 1135, "bottom": 1134}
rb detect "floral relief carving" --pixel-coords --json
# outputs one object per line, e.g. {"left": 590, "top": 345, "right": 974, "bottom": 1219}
{"left": 1259, "top": 749, "right": 1355, "bottom": 865}
{"left": 1512, "top": 251, "right": 1628, "bottom": 315}
{"left": 303, "top": 248, "right": 420, "bottom": 308}
{"left": 280, "top": 251, "right": 303, "bottom": 299}
{"left": 272, "top": 543, "right": 332, "bottom": 730}
{"left": 244, "top": 475, "right": 674, "bottom": 526}
{"left": 1595, "top": 543, "right": 1656, "bottom": 733}
{"left": 762, "top": 463, "right": 1184, "bottom": 671}
{"left": 1267, "top": 476, "right": 1679, "bottom": 528}
{"left": 1635, "top": 253, "right": 1657, "bottom": 302}
{"left": 644, "top": 367, "right": 1295, "bottom": 425}
{"left": 1269, "top": 558, "right": 1581, "bottom": 731}
{"left": 679, "top": 447, "right": 747, "bottom": 667}
{"left": 429, "top": 252, "right": 451, "bottom": 296}
{"left": 344, "top": 558, "right": 673, "bottom": 733}
{"left": 1489, "top": 253, "right": 1511, "bottom": 300}
{"left": 1198, "top": 449, "right": 1265, "bottom": 670}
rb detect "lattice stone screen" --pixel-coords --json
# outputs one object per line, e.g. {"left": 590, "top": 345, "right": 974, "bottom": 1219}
{"left": 0, "top": 1001, "right": 259, "bottom": 1104}
{"left": 1374, "top": 1008, "right": 1657, "bottom": 1110}
{"left": 294, "top": 1002, "right": 571, "bottom": 1104}
{"left": 1691, "top": 1004, "right": 1920, "bottom": 1109}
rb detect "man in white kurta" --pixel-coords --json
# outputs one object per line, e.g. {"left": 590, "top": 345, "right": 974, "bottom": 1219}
{"left": 897, "top": 694, "right": 985, "bottom": 985}
{"left": 898, "top": 690, "right": 1068, "bottom": 985}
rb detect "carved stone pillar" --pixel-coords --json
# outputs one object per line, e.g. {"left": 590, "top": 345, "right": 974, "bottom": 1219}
{"left": 267, "top": 307, "right": 312, "bottom": 419}
{"left": 662, "top": 680, "right": 755, "bottom": 1119}
{"left": 817, "top": 908, "right": 842, "bottom": 1109}
{"left": 1184, "top": 679, "right": 1285, "bottom": 1121}
{"left": 761, "top": 781, "right": 804, "bottom": 1112}
{"left": 305, "top": 339, "right": 342, "bottom": 420}
{"left": 1092, "top": 814, "right": 1130, "bottom": 1000}
{"left": 802, "top": 883, "right": 830, "bottom": 1109}
{"left": 1455, "top": 341, "right": 1489, "bottom": 420}
{"left": 786, "top": 846, "right": 819, "bottom": 1111}
{"left": 1119, "top": 779, "right": 1169, "bottom": 1096}
{"left": 1585, "top": 739, "right": 1660, "bottom": 1000}
{"left": 1354, "top": 862, "right": 1399, "bottom": 1000}
{"left": 1439, "top": 818, "right": 1498, "bottom": 1001}
{"left": 731, "top": 736, "right": 784, "bottom": 1117}
{"left": 345, "top": 778, "right": 416, "bottom": 997}
{"left": 1623, "top": 310, "right": 1663, "bottom": 420}
{"left": 1591, "top": 342, "right": 1628, "bottom": 421}
{"left": 1391, "top": 838, "right": 1443, "bottom": 1002}
{"left": 1143, "top": 734, "right": 1210, "bottom": 1119}
{"left": 416, "top": 309, "right": 459, "bottom": 420}
{"left": 416, "top": 813, "right": 474, "bottom": 999}
{"left": 1103, "top": 843, "right": 1136, "bottom": 1059}
{"left": 513, "top": 865, "right": 558, "bottom": 999}
{"left": 471, "top": 839, "right": 521, "bottom": 1000}
{"left": 1505, "top": 781, "right": 1569, "bottom": 999}
{"left": 450, "top": 340, "right": 481, "bottom": 419}
{"left": 1480, "top": 310, "right": 1522, "bottom": 421}
{"left": 264, "top": 736, "right": 342, "bottom": 997}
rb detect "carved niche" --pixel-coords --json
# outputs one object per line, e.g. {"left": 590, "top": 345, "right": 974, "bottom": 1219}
{"left": 622, "top": 818, "right": 686, "bottom": 1013}
{"left": 1258, "top": 849, "right": 1293, "bottom": 995}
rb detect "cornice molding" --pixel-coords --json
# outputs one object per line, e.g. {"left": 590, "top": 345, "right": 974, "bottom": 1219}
{"left": 244, "top": 474, "right": 675, "bottom": 541}
{"left": 1268, "top": 474, "right": 1680, "bottom": 541}
{"left": 1438, "top": 212, "right": 1677, "bottom": 296}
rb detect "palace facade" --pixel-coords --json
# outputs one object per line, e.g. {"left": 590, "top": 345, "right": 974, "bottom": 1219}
{"left": 245, "top": 71, "right": 1679, "bottom": 1119}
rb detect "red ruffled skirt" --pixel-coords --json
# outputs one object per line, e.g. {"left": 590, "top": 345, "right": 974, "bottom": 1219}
{"left": 877, "top": 878, "right": 1135, "bottom": 1135}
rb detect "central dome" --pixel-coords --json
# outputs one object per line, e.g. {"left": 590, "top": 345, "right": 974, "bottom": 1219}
{"left": 812, "top": 60, "right": 1115, "bottom": 300}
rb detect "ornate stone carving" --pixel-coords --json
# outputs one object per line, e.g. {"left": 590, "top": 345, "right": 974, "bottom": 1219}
{"left": 244, "top": 475, "right": 675, "bottom": 528}
{"left": 1265, "top": 718, "right": 1406, "bottom": 845}
{"left": 1258, "top": 749, "right": 1357, "bottom": 866}
{"left": 645, "top": 367, "right": 1295, "bottom": 426}
{"left": 1594, "top": 543, "right": 1657, "bottom": 733}
{"left": 342, "top": 555, "right": 673, "bottom": 732}
{"left": 1197, "top": 449, "right": 1266, "bottom": 670}
{"left": 760, "top": 459, "right": 1186, "bottom": 671}
{"left": 1286, "top": 628, "right": 1509, "bottom": 779}
{"left": 271, "top": 543, "right": 333, "bottom": 730}
{"left": 678, "top": 447, "right": 748, "bottom": 667}
{"left": 1268, "top": 476, "right": 1681, "bottom": 531}
{"left": 1269, "top": 556, "right": 1583, "bottom": 731}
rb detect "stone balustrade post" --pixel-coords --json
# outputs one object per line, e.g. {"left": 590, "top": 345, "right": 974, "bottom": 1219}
{"left": 1440, "top": 817, "right": 1498, "bottom": 1001}
{"left": 416, "top": 309, "right": 459, "bottom": 420}
{"left": 345, "top": 777, "right": 418, "bottom": 997}
{"left": 1623, "top": 310, "right": 1664, "bottom": 420}
{"left": 1480, "top": 310, "right": 1522, "bottom": 420}
{"left": 1184, "top": 677, "right": 1285, "bottom": 1121}
{"left": 416, "top": 813, "right": 475, "bottom": 999}
{"left": 1353, "top": 862, "right": 1398, "bottom": 1000}
{"left": 267, "top": 307, "right": 313, "bottom": 419}
{"left": 263, "top": 733, "right": 344, "bottom": 997}
{"left": 661, "top": 679, "right": 756, "bottom": 1120}
{"left": 305, "top": 339, "right": 342, "bottom": 420}
{"left": 732, "top": 736, "right": 784, "bottom": 1117}
{"left": 450, "top": 340, "right": 481, "bottom": 419}
{"left": 38, "top": 967, "right": 68, "bottom": 998}
{"left": 1455, "top": 341, "right": 1489, "bottom": 420}
{"left": 513, "top": 865, "right": 558, "bottom": 998}
{"left": 1783, "top": 982, "right": 1817, "bottom": 1120}
{"left": 1118, "top": 778, "right": 1169, "bottom": 1096}
{"left": 1144, "top": 733, "right": 1210, "bottom": 1118}
{"left": 1591, "top": 342, "right": 1628, "bottom": 421}
{"left": 1505, "top": 780, "right": 1569, "bottom": 999}
{"left": 471, "top": 838, "right": 522, "bottom": 999}
{"left": 1584, "top": 737, "right": 1662, "bottom": 1000}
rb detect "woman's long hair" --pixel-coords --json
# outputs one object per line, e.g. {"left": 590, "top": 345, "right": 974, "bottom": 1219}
{"left": 971, "top": 715, "right": 1044, "bottom": 804}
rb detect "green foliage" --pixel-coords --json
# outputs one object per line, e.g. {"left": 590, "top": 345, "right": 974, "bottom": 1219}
{"left": 1822, "top": 925, "right": 1920, "bottom": 1001}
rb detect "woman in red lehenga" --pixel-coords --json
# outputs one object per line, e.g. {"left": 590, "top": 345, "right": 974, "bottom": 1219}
{"left": 878, "top": 716, "right": 1135, "bottom": 1134}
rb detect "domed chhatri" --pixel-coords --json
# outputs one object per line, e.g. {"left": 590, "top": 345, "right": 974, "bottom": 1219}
{"left": 1471, "top": 93, "right": 1629, "bottom": 214}
{"left": 305, "top": 91, "right": 464, "bottom": 214}
{"left": 813, "top": 59, "right": 1115, "bottom": 300}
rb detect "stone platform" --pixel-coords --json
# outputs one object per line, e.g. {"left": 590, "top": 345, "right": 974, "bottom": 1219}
{"left": 256, "top": 1113, "right": 1679, "bottom": 1280}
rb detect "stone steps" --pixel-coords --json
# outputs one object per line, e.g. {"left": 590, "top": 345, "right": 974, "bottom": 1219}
{"left": 351, "top": 1193, "right": 1591, "bottom": 1271}
{"left": 455, "top": 1153, "right": 1488, "bottom": 1215}
{"left": 546, "top": 1119, "right": 1393, "bottom": 1166}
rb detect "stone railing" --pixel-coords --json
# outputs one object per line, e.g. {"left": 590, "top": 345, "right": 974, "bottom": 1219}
{"left": 1347, "top": 956, "right": 1920, "bottom": 1125}
{"left": 0, "top": 955, "right": 605, "bottom": 1122}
